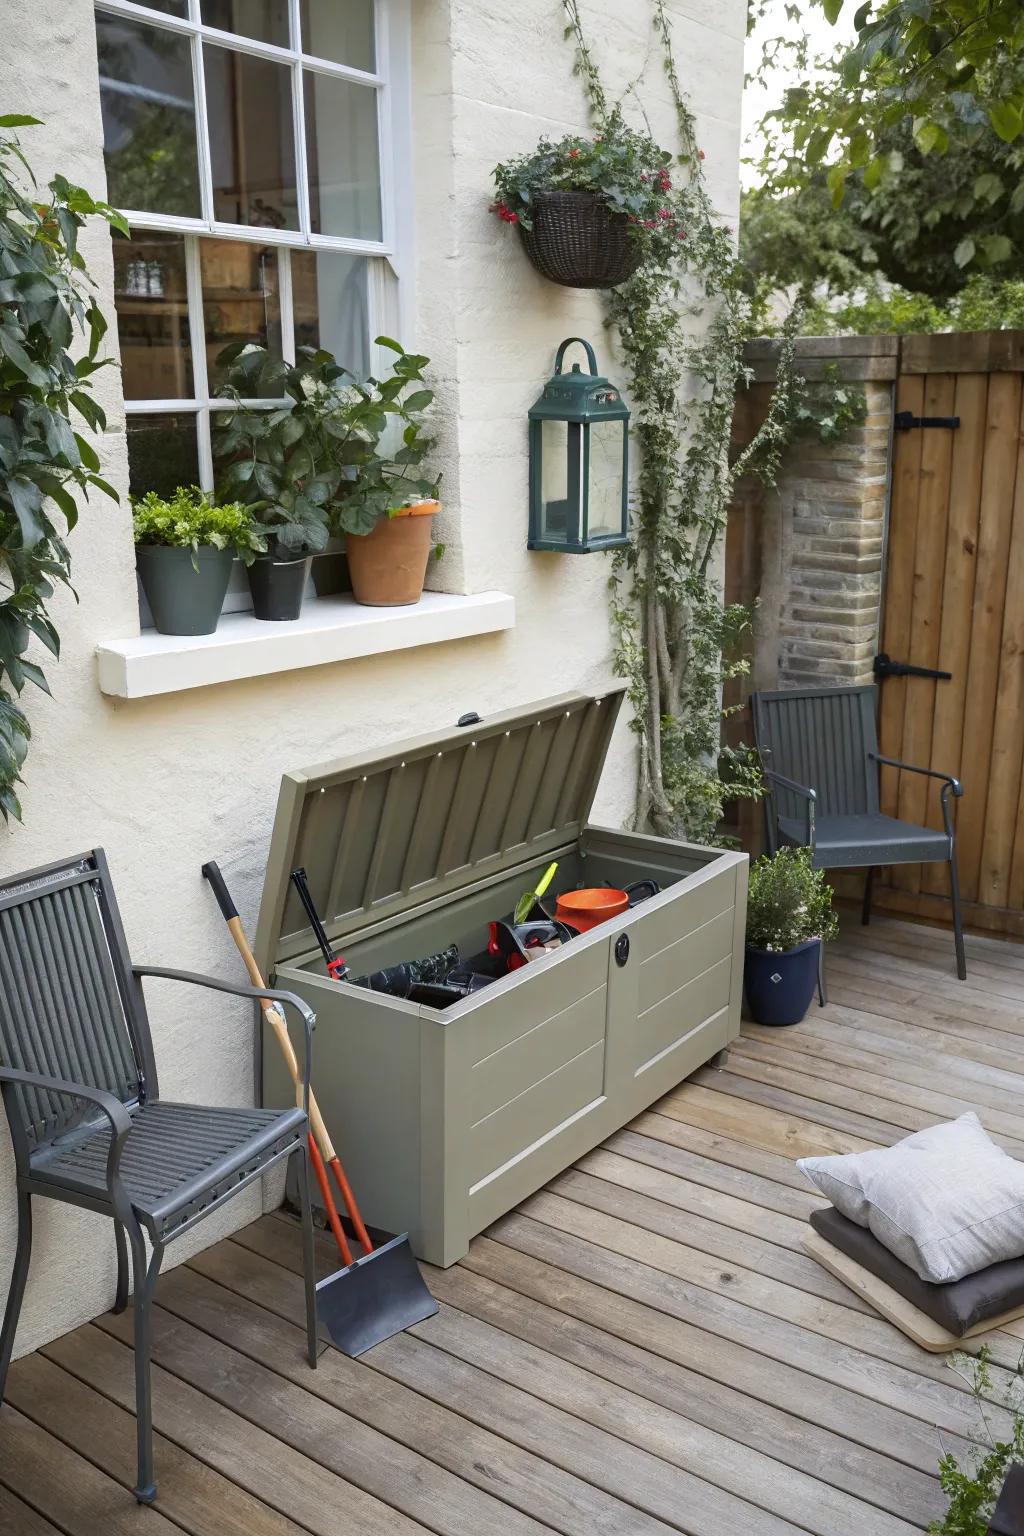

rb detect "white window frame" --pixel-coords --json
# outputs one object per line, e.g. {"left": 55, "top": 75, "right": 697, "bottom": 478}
{"left": 98, "top": 0, "right": 414, "bottom": 493}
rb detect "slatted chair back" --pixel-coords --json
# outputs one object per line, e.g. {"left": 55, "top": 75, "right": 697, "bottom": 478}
{"left": 751, "top": 685, "right": 880, "bottom": 821}
{"left": 0, "top": 851, "right": 150, "bottom": 1155}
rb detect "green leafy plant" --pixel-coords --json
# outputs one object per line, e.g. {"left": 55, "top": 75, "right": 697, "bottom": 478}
{"left": 535, "top": 0, "right": 810, "bottom": 843}
{"left": 212, "top": 338, "right": 439, "bottom": 554}
{"left": 132, "top": 485, "right": 266, "bottom": 566}
{"left": 491, "top": 112, "right": 688, "bottom": 260}
{"left": 0, "top": 115, "right": 125, "bottom": 822}
{"left": 930, "top": 1346, "right": 1024, "bottom": 1534}
{"left": 745, "top": 847, "right": 839, "bottom": 952}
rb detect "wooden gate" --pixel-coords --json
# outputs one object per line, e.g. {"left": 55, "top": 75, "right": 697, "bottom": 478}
{"left": 875, "top": 332, "right": 1024, "bottom": 939}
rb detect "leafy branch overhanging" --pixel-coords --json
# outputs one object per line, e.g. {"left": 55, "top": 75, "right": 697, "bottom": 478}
{"left": 561, "top": 0, "right": 804, "bottom": 843}
{"left": 0, "top": 116, "right": 125, "bottom": 822}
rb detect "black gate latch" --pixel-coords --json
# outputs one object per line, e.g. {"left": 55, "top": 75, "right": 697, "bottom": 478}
{"left": 874, "top": 653, "right": 952, "bottom": 682}
{"left": 894, "top": 410, "right": 960, "bottom": 431}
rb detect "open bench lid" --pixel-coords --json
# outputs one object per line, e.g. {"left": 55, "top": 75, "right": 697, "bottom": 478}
{"left": 257, "top": 686, "right": 626, "bottom": 968}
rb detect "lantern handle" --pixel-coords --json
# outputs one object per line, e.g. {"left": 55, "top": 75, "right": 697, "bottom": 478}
{"left": 554, "top": 337, "right": 599, "bottom": 377}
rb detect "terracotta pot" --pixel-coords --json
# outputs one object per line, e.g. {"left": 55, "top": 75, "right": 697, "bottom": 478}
{"left": 554, "top": 887, "right": 630, "bottom": 933}
{"left": 346, "top": 501, "right": 439, "bottom": 607}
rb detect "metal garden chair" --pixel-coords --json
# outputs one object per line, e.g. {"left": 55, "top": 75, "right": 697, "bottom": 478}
{"left": 751, "top": 684, "right": 966, "bottom": 981}
{"left": 0, "top": 849, "right": 319, "bottom": 1503}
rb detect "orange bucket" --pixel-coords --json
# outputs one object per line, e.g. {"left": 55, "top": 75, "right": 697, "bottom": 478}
{"left": 554, "top": 887, "right": 629, "bottom": 933}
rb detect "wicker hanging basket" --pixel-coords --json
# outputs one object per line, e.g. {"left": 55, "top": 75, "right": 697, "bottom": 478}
{"left": 517, "top": 190, "right": 644, "bottom": 290}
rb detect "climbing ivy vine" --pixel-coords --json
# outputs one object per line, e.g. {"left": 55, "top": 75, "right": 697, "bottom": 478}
{"left": 561, "top": 0, "right": 809, "bottom": 843}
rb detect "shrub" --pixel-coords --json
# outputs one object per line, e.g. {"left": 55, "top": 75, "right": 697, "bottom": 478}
{"left": 745, "top": 846, "right": 839, "bottom": 952}
{"left": 132, "top": 486, "right": 266, "bottom": 566}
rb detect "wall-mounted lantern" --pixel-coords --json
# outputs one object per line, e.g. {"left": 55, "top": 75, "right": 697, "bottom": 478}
{"left": 528, "top": 337, "right": 630, "bottom": 553}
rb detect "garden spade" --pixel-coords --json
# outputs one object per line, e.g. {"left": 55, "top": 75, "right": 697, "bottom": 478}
{"left": 202, "top": 860, "right": 438, "bottom": 1355}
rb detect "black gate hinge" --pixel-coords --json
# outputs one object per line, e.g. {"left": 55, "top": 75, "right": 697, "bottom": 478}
{"left": 894, "top": 410, "right": 960, "bottom": 431}
{"left": 874, "top": 653, "right": 952, "bottom": 682}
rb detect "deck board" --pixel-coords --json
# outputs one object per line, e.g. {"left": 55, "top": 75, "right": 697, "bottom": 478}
{"left": 1, "top": 916, "right": 1019, "bottom": 1535}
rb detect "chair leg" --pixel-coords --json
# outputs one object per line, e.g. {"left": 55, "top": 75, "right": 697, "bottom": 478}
{"left": 127, "top": 1224, "right": 163, "bottom": 1504}
{"left": 0, "top": 1189, "right": 32, "bottom": 1404}
{"left": 817, "top": 940, "right": 827, "bottom": 1007}
{"left": 949, "top": 850, "right": 967, "bottom": 981}
{"left": 295, "top": 1142, "right": 319, "bottom": 1369}
{"left": 861, "top": 867, "right": 876, "bottom": 926}
{"left": 112, "top": 1221, "right": 129, "bottom": 1315}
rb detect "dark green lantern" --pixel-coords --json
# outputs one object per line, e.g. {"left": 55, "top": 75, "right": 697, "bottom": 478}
{"left": 528, "top": 337, "right": 630, "bottom": 553}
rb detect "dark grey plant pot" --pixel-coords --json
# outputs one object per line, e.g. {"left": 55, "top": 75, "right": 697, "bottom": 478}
{"left": 311, "top": 545, "right": 352, "bottom": 597}
{"left": 136, "top": 545, "right": 232, "bottom": 636}
{"left": 248, "top": 555, "right": 310, "bottom": 621}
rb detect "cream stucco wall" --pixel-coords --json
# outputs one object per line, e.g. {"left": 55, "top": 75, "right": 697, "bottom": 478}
{"left": 0, "top": 0, "right": 745, "bottom": 1357}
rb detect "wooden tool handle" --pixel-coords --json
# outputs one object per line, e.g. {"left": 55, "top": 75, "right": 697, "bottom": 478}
{"left": 221, "top": 913, "right": 339, "bottom": 1164}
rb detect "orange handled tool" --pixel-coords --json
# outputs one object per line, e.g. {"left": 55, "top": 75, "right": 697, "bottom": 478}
{"left": 202, "top": 862, "right": 373, "bottom": 1262}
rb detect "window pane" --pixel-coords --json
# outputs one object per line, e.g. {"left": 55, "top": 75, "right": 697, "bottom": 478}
{"left": 113, "top": 233, "right": 193, "bottom": 401}
{"left": 133, "top": 0, "right": 190, "bottom": 16}
{"left": 201, "top": 0, "right": 289, "bottom": 46}
{"left": 304, "top": 72, "right": 382, "bottom": 240}
{"left": 127, "top": 413, "right": 200, "bottom": 499}
{"left": 201, "top": 238, "right": 282, "bottom": 388}
{"left": 204, "top": 44, "right": 299, "bottom": 230}
{"left": 587, "top": 421, "right": 625, "bottom": 539}
{"left": 97, "top": 13, "right": 201, "bottom": 218}
{"left": 292, "top": 251, "right": 370, "bottom": 378}
{"left": 299, "top": 0, "right": 375, "bottom": 72}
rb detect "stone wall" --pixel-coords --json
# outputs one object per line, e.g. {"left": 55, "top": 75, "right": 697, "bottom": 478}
{"left": 730, "top": 336, "right": 898, "bottom": 693}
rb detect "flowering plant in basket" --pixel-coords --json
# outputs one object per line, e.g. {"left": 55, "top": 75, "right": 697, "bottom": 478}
{"left": 490, "top": 109, "right": 691, "bottom": 266}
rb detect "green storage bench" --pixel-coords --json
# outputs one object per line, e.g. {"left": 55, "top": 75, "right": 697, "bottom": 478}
{"left": 256, "top": 688, "right": 748, "bottom": 1266}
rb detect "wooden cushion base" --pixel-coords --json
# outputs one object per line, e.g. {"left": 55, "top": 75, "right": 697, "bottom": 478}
{"left": 802, "top": 1231, "right": 1024, "bottom": 1352}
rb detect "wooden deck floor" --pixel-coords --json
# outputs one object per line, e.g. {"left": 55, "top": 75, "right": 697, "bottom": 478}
{"left": 3, "top": 915, "right": 1024, "bottom": 1535}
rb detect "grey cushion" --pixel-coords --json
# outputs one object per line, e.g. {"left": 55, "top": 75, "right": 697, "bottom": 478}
{"left": 810, "top": 1205, "right": 1024, "bottom": 1337}
{"left": 777, "top": 813, "right": 951, "bottom": 867}
{"left": 798, "top": 1113, "right": 1024, "bottom": 1283}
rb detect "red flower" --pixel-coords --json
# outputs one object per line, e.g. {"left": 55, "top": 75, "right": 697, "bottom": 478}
{"left": 490, "top": 201, "right": 519, "bottom": 224}
{"left": 658, "top": 209, "right": 670, "bottom": 220}
{"left": 677, "top": 230, "right": 687, "bottom": 240}
{"left": 657, "top": 169, "right": 672, "bottom": 190}
{"left": 698, "top": 149, "right": 706, "bottom": 160}
{"left": 643, "top": 219, "right": 657, "bottom": 229}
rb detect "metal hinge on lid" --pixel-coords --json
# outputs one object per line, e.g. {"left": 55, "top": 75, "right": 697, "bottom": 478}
{"left": 894, "top": 410, "right": 960, "bottom": 431}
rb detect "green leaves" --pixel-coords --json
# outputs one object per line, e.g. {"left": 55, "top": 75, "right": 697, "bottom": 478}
{"left": 989, "top": 100, "right": 1023, "bottom": 143}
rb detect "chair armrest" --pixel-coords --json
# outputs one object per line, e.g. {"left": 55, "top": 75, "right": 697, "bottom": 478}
{"left": 761, "top": 769, "right": 816, "bottom": 845}
{"left": 868, "top": 752, "right": 963, "bottom": 797}
{"left": 0, "top": 1068, "right": 133, "bottom": 1212}
{"left": 131, "top": 966, "right": 315, "bottom": 1113}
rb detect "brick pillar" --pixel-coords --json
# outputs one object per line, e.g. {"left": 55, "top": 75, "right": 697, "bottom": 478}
{"left": 740, "top": 336, "right": 898, "bottom": 691}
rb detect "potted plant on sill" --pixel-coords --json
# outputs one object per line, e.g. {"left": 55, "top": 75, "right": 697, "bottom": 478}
{"left": 744, "top": 846, "right": 839, "bottom": 1027}
{"left": 490, "top": 108, "right": 690, "bottom": 290}
{"left": 334, "top": 338, "right": 442, "bottom": 608}
{"left": 133, "top": 486, "right": 266, "bottom": 636}
{"left": 214, "top": 336, "right": 441, "bottom": 616}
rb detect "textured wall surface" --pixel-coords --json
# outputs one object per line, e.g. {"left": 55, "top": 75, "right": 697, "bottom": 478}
{"left": 0, "top": 0, "right": 745, "bottom": 1355}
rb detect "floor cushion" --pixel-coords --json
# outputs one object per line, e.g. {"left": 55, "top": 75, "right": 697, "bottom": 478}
{"left": 798, "top": 1112, "right": 1024, "bottom": 1283}
{"left": 810, "top": 1204, "right": 1024, "bottom": 1336}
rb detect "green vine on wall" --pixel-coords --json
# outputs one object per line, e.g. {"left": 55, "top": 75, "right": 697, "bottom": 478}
{"left": 562, "top": 0, "right": 809, "bottom": 844}
{"left": 0, "top": 117, "right": 124, "bottom": 821}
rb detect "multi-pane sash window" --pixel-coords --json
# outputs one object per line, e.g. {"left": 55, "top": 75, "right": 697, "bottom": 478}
{"left": 94, "top": 0, "right": 410, "bottom": 500}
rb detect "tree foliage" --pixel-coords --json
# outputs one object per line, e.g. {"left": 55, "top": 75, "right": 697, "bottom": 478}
{"left": 751, "top": 0, "right": 1024, "bottom": 277}
{"left": 0, "top": 117, "right": 124, "bottom": 822}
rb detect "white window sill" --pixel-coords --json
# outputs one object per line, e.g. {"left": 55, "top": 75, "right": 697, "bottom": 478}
{"left": 96, "top": 590, "right": 515, "bottom": 700}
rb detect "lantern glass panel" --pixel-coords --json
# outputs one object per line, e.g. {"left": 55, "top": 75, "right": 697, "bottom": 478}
{"left": 587, "top": 419, "right": 625, "bottom": 540}
{"left": 539, "top": 419, "right": 583, "bottom": 543}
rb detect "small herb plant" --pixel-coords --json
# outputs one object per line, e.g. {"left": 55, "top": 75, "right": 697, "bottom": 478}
{"left": 212, "top": 338, "right": 439, "bottom": 554}
{"left": 745, "top": 847, "right": 839, "bottom": 953}
{"left": 132, "top": 486, "right": 266, "bottom": 566}
{"left": 931, "top": 1346, "right": 1024, "bottom": 1535}
{"left": 491, "top": 108, "right": 689, "bottom": 261}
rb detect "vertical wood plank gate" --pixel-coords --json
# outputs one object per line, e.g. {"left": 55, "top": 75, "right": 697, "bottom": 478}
{"left": 875, "top": 332, "right": 1024, "bottom": 939}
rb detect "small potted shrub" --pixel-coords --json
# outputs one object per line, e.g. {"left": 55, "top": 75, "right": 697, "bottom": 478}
{"left": 214, "top": 336, "right": 440, "bottom": 615}
{"left": 744, "top": 847, "right": 838, "bottom": 1027}
{"left": 133, "top": 486, "right": 265, "bottom": 636}
{"left": 490, "top": 108, "right": 689, "bottom": 290}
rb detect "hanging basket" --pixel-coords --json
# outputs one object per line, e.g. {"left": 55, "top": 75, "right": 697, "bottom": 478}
{"left": 517, "top": 191, "right": 644, "bottom": 290}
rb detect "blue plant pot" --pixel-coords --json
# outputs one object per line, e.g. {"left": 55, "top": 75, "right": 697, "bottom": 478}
{"left": 744, "top": 938, "right": 821, "bottom": 1027}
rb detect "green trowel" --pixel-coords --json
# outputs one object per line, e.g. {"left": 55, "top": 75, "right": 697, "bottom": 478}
{"left": 514, "top": 861, "right": 559, "bottom": 925}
